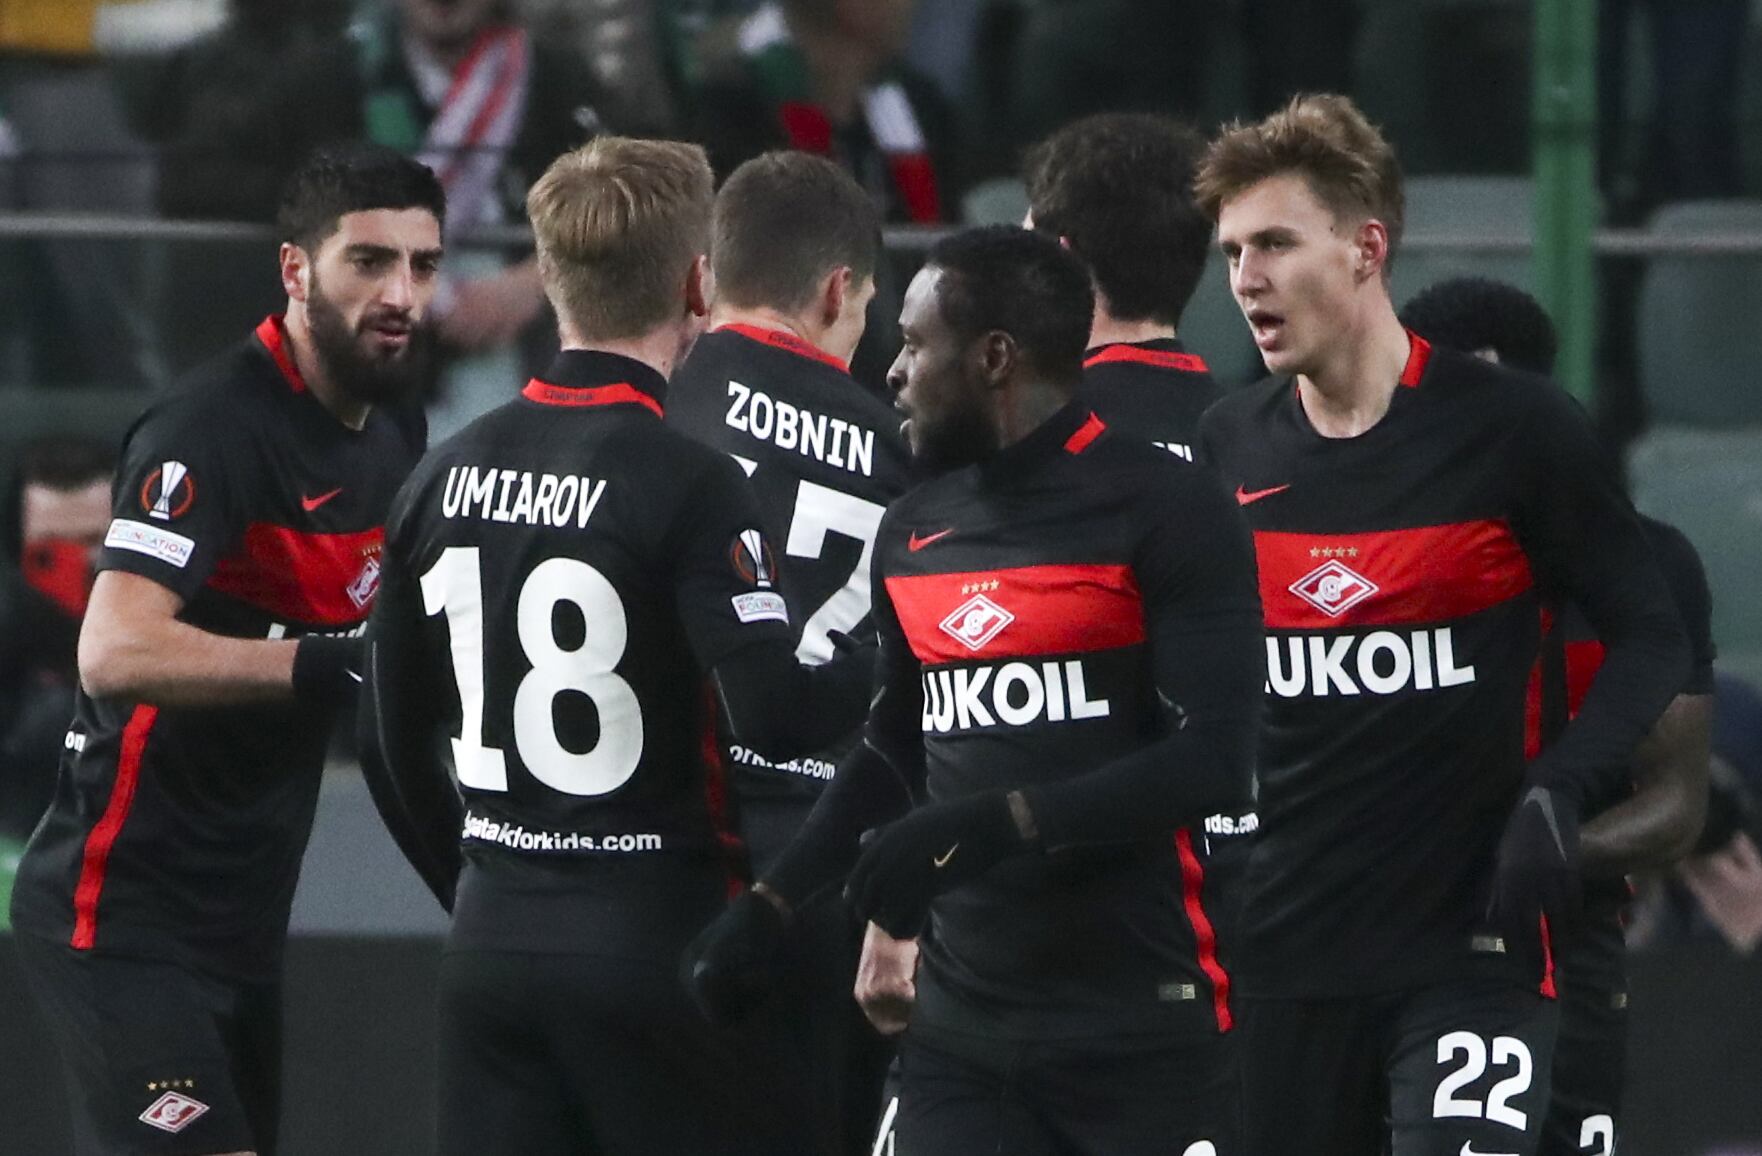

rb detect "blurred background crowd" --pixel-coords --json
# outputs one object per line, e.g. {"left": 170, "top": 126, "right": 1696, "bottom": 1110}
{"left": 0, "top": 2, "right": 1759, "bottom": 1149}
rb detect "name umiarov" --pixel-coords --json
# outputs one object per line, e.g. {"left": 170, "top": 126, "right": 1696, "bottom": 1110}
{"left": 441, "top": 466, "right": 608, "bottom": 528}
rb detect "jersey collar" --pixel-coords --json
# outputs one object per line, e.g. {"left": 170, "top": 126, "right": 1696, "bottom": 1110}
{"left": 716, "top": 322, "right": 851, "bottom": 373}
{"left": 522, "top": 350, "right": 669, "bottom": 417}
{"left": 1400, "top": 329, "right": 1433, "bottom": 387}
{"left": 1083, "top": 338, "right": 1209, "bottom": 375}
{"left": 979, "top": 401, "right": 1103, "bottom": 486}
{"left": 255, "top": 315, "right": 308, "bottom": 393}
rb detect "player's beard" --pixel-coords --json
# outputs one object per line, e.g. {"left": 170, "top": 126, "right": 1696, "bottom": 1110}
{"left": 307, "top": 274, "right": 437, "bottom": 408}
{"left": 907, "top": 373, "right": 999, "bottom": 475}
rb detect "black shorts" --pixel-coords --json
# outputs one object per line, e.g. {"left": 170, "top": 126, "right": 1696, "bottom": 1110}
{"left": 1240, "top": 978, "right": 1558, "bottom": 1156}
{"left": 14, "top": 932, "right": 281, "bottom": 1156}
{"left": 885, "top": 1024, "right": 1236, "bottom": 1156}
{"left": 1538, "top": 920, "right": 1626, "bottom": 1156}
{"left": 436, "top": 948, "right": 818, "bottom": 1156}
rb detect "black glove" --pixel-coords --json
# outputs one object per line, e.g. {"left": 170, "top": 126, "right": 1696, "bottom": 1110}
{"left": 292, "top": 634, "right": 366, "bottom": 709}
{"left": 680, "top": 888, "right": 790, "bottom": 1025}
{"left": 1488, "top": 784, "right": 1583, "bottom": 962}
{"left": 845, "top": 791, "right": 1028, "bottom": 937}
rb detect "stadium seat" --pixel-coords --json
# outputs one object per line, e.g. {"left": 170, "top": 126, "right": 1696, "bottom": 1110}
{"left": 1627, "top": 425, "right": 1762, "bottom": 686}
{"left": 1635, "top": 199, "right": 1762, "bottom": 425}
{"left": 1390, "top": 175, "right": 1535, "bottom": 312}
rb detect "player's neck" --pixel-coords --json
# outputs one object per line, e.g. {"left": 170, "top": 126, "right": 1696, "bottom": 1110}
{"left": 561, "top": 327, "right": 686, "bottom": 383}
{"left": 1294, "top": 306, "right": 1411, "bottom": 439}
{"left": 280, "top": 309, "right": 371, "bottom": 432}
{"left": 1087, "top": 314, "right": 1175, "bottom": 351}
{"left": 994, "top": 380, "right": 1070, "bottom": 450}
{"left": 711, "top": 307, "right": 835, "bottom": 358}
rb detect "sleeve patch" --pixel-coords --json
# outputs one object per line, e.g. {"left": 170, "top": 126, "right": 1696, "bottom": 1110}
{"left": 138, "top": 461, "right": 196, "bottom": 521}
{"left": 729, "top": 528, "right": 778, "bottom": 588}
{"left": 732, "top": 591, "right": 789, "bottom": 624}
{"left": 105, "top": 519, "right": 196, "bottom": 568}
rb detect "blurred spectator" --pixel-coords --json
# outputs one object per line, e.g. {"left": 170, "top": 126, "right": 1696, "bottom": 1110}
{"left": 687, "top": 0, "right": 961, "bottom": 224}
{"left": 145, "top": 0, "right": 613, "bottom": 435}
{"left": 1007, "top": 0, "right": 1214, "bottom": 156}
{"left": 518, "top": 0, "right": 678, "bottom": 135}
{"left": 1599, "top": 0, "right": 1748, "bottom": 217}
{"left": 1629, "top": 674, "right": 1762, "bottom": 956}
{"left": 0, "top": 436, "right": 115, "bottom": 844}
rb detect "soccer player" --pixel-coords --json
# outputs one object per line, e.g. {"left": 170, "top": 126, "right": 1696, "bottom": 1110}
{"left": 685, "top": 225, "right": 1263, "bottom": 1155}
{"left": 1194, "top": 96, "right": 1692, "bottom": 1156}
{"left": 1400, "top": 276, "right": 1716, "bottom": 1156}
{"left": 1024, "top": 111, "right": 1222, "bottom": 462}
{"left": 9, "top": 142, "right": 441, "bottom": 1156}
{"left": 1024, "top": 105, "right": 1254, "bottom": 986}
{"left": 360, "top": 137, "right": 873, "bottom": 1156}
{"left": 666, "top": 149, "right": 910, "bottom": 1153}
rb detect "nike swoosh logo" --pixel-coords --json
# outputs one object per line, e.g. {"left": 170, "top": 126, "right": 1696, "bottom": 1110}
{"left": 932, "top": 843, "right": 959, "bottom": 869}
{"left": 301, "top": 488, "right": 344, "bottom": 512}
{"left": 1529, "top": 786, "right": 1566, "bottom": 857}
{"left": 1460, "top": 1143, "right": 1518, "bottom": 1156}
{"left": 908, "top": 528, "right": 955, "bottom": 552}
{"left": 1235, "top": 483, "right": 1291, "bottom": 506}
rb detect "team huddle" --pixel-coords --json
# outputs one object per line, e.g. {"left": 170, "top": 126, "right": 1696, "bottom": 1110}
{"left": 9, "top": 94, "right": 1713, "bottom": 1156}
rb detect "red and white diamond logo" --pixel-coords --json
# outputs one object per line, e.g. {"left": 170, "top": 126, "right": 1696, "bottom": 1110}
{"left": 140, "top": 1091, "right": 209, "bottom": 1134}
{"left": 1289, "top": 560, "right": 1378, "bottom": 618}
{"left": 939, "top": 594, "right": 1015, "bottom": 652}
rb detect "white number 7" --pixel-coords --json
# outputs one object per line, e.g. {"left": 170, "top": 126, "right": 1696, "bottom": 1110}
{"left": 785, "top": 480, "right": 886, "bottom": 663}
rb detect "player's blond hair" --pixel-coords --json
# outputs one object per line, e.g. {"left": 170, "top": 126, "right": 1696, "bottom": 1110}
{"left": 525, "top": 137, "right": 714, "bottom": 341}
{"left": 1194, "top": 93, "right": 1405, "bottom": 265}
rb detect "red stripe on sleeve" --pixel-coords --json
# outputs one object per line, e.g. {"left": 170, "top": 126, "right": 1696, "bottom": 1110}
{"left": 1083, "top": 345, "right": 1210, "bottom": 375}
{"left": 208, "top": 524, "right": 384, "bottom": 627}
{"left": 1175, "top": 827, "right": 1232, "bottom": 1031}
{"left": 71, "top": 705, "right": 158, "bottom": 949}
{"left": 1539, "top": 913, "right": 1557, "bottom": 999}
{"left": 884, "top": 563, "right": 1143, "bottom": 665}
{"left": 1256, "top": 519, "right": 1533, "bottom": 630}
{"left": 700, "top": 684, "right": 748, "bottom": 899}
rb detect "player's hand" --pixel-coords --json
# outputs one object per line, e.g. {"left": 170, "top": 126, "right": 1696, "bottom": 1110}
{"left": 846, "top": 791, "right": 1027, "bottom": 937}
{"left": 855, "top": 921, "right": 919, "bottom": 1035}
{"left": 292, "top": 634, "right": 366, "bottom": 709}
{"left": 1489, "top": 785, "right": 1584, "bottom": 959}
{"left": 680, "top": 886, "right": 790, "bottom": 1025}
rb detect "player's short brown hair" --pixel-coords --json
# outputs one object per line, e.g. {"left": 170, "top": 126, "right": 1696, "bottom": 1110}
{"left": 525, "top": 137, "right": 714, "bottom": 341}
{"left": 712, "top": 151, "right": 881, "bottom": 314}
{"left": 1194, "top": 94, "right": 1405, "bottom": 265}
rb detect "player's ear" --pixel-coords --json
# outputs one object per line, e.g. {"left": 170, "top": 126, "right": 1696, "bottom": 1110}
{"left": 685, "top": 254, "right": 710, "bottom": 319}
{"left": 280, "top": 243, "right": 310, "bottom": 303}
{"left": 977, "top": 330, "right": 1015, "bottom": 388}
{"left": 1355, "top": 219, "right": 1391, "bottom": 285}
{"left": 820, "top": 266, "right": 852, "bottom": 328}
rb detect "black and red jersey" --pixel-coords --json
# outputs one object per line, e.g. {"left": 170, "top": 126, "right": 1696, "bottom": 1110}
{"left": 1198, "top": 337, "right": 1689, "bottom": 998}
{"left": 11, "top": 317, "right": 423, "bottom": 978}
{"left": 367, "top": 351, "right": 804, "bottom": 956}
{"left": 1077, "top": 338, "right": 1223, "bottom": 463}
{"left": 863, "top": 404, "right": 1261, "bottom": 1040}
{"left": 1525, "top": 514, "right": 1716, "bottom": 911}
{"left": 667, "top": 324, "right": 911, "bottom": 795}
